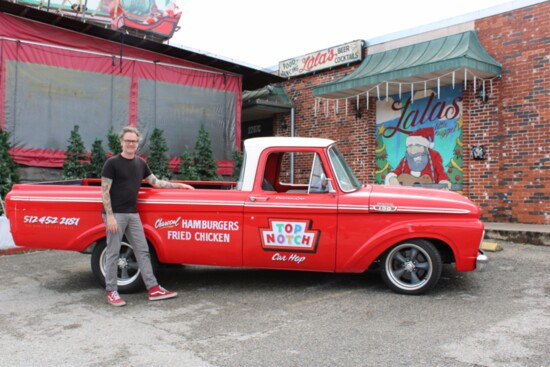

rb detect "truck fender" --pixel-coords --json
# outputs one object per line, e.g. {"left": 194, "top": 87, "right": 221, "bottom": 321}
{"left": 142, "top": 224, "right": 165, "bottom": 261}
{"left": 340, "top": 221, "right": 456, "bottom": 273}
{"left": 74, "top": 223, "right": 108, "bottom": 253}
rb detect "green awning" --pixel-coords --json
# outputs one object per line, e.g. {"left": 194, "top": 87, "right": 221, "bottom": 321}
{"left": 312, "top": 31, "right": 501, "bottom": 99}
{"left": 242, "top": 84, "right": 293, "bottom": 122}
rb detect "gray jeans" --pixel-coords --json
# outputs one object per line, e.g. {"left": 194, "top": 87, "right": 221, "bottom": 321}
{"left": 103, "top": 213, "right": 158, "bottom": 292}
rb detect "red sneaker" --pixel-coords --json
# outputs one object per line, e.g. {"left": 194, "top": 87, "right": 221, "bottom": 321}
{"left": 107, "top": 291, "right": 126, "bottom": 307}
{"left": 148, "top": 285, "right": 178, "bottom": 301}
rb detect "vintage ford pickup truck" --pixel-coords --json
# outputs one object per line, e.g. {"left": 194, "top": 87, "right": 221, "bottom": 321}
{"left": 5, "top": 137, "right": 487, "bottom": 295}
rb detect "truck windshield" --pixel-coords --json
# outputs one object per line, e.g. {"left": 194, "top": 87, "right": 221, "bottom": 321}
{"left": 328, "top": 145, "right": 361, "bottom": 192}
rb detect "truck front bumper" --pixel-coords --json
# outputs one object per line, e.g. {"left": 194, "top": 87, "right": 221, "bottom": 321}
{"left": 476, "top": 249, "right": 488, "bottom": 269}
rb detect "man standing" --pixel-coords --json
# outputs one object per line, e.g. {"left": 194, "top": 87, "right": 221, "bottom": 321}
{"left": 101, "top": 126, "right": 193, "bottom": 306}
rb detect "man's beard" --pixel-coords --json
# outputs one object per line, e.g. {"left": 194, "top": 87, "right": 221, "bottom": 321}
{"left": 406, "top": 151, "right": 428, "bottom": 172}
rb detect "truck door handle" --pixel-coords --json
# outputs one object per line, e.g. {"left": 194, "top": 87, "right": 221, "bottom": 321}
{"left": 249, "top": 196, "right": 269, "bottom": 202}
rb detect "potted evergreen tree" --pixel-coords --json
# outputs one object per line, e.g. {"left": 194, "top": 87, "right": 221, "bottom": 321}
{"left": 148, "top": 127, "right": 172, "bottom": 180}
{"left": 62, "top": 125, "right": 89, "bottom": 180}
{"left": 0, "top": 129, "right": 19, "bottom": 215}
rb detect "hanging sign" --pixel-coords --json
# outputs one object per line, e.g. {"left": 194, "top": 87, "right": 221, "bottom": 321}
{"left": 279, "top": 40, "right": 362, "bottom": 78}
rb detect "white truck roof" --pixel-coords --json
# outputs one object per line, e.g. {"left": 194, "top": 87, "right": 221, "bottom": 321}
{"left": 244, "top": 136, "right": 335, "bottom": 150}
{"left": 239, "top": 137, "right": 336, "bottom": 191}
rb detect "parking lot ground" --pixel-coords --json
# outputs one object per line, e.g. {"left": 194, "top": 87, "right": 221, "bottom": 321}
{"left": 0, "top": 241, "right": 549, "bottom": 367}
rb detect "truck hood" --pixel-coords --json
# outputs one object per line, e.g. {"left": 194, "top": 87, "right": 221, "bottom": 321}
{"left": 339, "top": 184, "right": 481, "bottom": 217}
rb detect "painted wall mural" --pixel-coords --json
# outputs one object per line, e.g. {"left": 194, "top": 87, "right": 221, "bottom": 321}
{"left": 375, "top": 85, "right": 464, "bottom": 191}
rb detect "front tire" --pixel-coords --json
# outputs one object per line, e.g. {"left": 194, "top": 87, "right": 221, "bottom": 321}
{"left": 380, "top": 239, "right": 442, "bottom": 295}
{"left": 91, "top": 239, "right": 158, "bottom": 293}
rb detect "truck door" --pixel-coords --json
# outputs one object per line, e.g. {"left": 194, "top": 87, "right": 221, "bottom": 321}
{"left": 243, "top": 149, "right": 338, "bottom": 271}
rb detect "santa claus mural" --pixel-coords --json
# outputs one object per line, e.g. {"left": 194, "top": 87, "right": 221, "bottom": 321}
{"left": 385, "top": 128, "right": 451, "bottom": 189}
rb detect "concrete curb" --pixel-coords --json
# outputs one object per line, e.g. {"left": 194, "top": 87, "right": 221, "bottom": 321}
{"left": 484, "top": 222, "right": 550, "bottom": 246}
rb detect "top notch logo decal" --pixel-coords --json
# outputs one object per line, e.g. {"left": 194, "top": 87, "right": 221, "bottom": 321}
{"left": 259, "top": 219, "right": 320, "bottom": 253}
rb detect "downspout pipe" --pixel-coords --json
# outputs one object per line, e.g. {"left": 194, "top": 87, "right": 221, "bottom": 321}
{"left": 290, "top": 107, "right": 295, "bottom": 183}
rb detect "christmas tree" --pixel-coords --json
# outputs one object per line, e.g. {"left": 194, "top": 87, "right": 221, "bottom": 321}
{"left": 62, "top": 125, "right": 89, "bottom": 179}
{"left": 148, "top": 127, "right": 172, "bottom": 180}
{"left": 107, "top": 126, "right": 122, "bottom": 156}
{"left": 177, "top": 147, "right": 199, "bottom": 180}
{"left": 446, "top": 118, "right": 464, "bottom": 190}
{"left": 89, "top": 138, "right": 107, "bottom": 178}
{"left": 193, "top": 125, "right": 219, "bottom": 181}
{"left": 374, "top": 126, "right": 392, "bottom": 184}
{"left": 0, "top": 129, "right": 19, "bottom": 214}
{"left": 231, "top": 149, "right": 243, "bottom": 181}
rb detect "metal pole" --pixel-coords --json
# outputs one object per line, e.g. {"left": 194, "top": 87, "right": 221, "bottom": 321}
{"left": 290, "top": 107, "right": 295, "bottom": 183}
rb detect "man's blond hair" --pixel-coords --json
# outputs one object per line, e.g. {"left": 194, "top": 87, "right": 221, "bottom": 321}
{"left": 119, "top": 126, "right": 141, "bottom": 140}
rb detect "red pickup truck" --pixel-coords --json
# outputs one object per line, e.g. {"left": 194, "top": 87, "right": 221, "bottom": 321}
{"left": 5, "top": 137, "right": 487, "bottom": 295}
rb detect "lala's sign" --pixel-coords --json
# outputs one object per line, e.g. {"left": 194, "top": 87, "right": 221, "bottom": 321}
{"left": 279, "top": 40, "right": 363, "bottom": 77}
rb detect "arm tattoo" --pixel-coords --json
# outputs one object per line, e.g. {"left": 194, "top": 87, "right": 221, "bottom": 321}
{"left": 146, "top": 174, "right": 180, "bottom": 189}
{"left": 101, "top": 177, "right": 114, "bottom": 215}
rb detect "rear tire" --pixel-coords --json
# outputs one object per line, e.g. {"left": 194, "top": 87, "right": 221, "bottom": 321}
{"left": 380, "top": 239, "right": 442, "bottom": 295}
{"left": 91, "top": 239, "right": 158, "bottom": 294}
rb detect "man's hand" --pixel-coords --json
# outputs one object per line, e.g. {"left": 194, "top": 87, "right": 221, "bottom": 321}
{"left": 106, "top": 213, "right": 118, "bottom": 233}
{"left": 177, "top": 183, "right": 194, "bottom": 190}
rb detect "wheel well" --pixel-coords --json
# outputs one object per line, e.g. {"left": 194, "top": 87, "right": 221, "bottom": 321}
{"left": 372, "top": 237, "right": 455, "bottom": 266}
{"left": 81, "top": 237, "right": 158, "bottom": 261}
{"left": 430, "top": 239, "right": 455, "bottom": 264}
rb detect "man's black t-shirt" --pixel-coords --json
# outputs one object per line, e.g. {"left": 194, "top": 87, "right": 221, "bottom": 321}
{"left": 101, "top": 154, "right": 152, "bottom": 213}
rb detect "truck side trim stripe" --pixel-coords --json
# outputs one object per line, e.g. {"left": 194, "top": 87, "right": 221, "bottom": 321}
{"left": 339, "top": 204, "right": 470, "bottom": 214}
{"left": 8, "top": 197, "right": 470, "bottom": 214}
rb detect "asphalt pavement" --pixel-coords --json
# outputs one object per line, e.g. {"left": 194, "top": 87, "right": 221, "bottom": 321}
{"left": 0, "top": 241, "right": 549, "bottom": 367}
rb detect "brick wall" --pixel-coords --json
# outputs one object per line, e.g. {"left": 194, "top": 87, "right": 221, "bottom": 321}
{"left": 279, "top": 1, "right": 549, "bottom": 224}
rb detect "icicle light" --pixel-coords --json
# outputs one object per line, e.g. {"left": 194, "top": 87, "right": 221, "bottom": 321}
{"left": 315, "top": 98, "right": 319, "bottom": 116}
{"left": 452, "top": 71, "right": 455, "bottom": 89}
{"left": 311, "top": 67, "right": 499, "bottom": 114}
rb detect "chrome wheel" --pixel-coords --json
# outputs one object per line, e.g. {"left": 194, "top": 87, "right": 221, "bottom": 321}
{"left": 99, "top": 241, "right": 141, "bottom": 287}
{"left": 381, "top": 239, "right": 442, "bottom": 295}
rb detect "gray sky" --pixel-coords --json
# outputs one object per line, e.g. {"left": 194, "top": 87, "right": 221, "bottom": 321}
{"left": 170, "top": 0, "right": 527, "bottom": 69}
